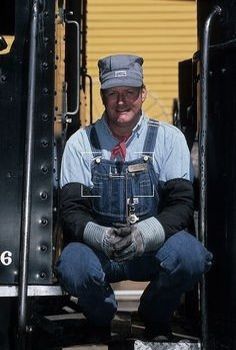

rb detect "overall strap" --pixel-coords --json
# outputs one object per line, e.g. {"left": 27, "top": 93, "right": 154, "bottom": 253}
{"left": 86, "top": 125, "right": 102, "bottom": 157}
{"left": 142, "top": 119, "right": 159, "bottom": 155}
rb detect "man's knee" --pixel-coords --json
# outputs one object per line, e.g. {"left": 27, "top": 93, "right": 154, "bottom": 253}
{"left": 56, "top": 242, "right": 105, "bottom": 294}
{"left": 156, "top": 230, "right": 213, "bottom": 287}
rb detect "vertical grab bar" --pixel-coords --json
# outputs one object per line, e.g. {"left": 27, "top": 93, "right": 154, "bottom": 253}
{"left": 199, "top": 5, "right": 222, "bottom": 350}
{"left": 18, "top": 1, "right": 38, "bottom": 348}
{"left": 85, "top": 73, "right": 93, "bottom": 124}
{"left": 65, "top": 16, "right": 80, "bottom": 118}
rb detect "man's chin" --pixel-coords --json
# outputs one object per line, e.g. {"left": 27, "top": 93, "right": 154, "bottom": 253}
{"left": 116, "top": 112, "right": 131, "bottom": 122}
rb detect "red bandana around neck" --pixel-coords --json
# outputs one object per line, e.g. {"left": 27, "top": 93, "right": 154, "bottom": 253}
{"left": 111, "top": 136, "right": 129, "bottom": 160}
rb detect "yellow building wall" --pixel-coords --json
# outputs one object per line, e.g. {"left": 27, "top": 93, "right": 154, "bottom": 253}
{"left": 86, "top": 0, "right": 196, "bottom": 124}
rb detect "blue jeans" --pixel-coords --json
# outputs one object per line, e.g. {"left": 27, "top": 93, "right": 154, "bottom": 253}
{"left": 56, "top": 230, "right": 212, "bottom": 327}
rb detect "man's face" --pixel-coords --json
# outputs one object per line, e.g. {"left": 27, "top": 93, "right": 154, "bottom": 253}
{"left": 101, "top": 86, "right": 147, "bottom": 131}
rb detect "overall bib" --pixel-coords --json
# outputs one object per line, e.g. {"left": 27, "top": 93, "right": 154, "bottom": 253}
{"left": 89, "top": 119, "right": 160, "bottom": 226}
{"left": 57, "top": 120, "right": 213, "bottom": 327}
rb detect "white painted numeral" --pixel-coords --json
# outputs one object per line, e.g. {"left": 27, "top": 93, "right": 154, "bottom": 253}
{"left": 0, "top": 251, "right": 13, "bottom": 266}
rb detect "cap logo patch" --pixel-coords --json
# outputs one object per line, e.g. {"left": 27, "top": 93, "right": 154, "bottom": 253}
{"left": 114, "top": 70, "right": 127, "bottom": 78}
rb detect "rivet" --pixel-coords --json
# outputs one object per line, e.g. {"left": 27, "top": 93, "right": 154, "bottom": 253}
{"left": 41, "top": 165, "right": 48, "bottom": 174}
{"left": 43, "top": 87, "right": 49, "bottom": 94}
{"left": 1, "top": 75, "right": 7, "bottom": 83}
{"left": 26, "top": 326, "right": 33, "bottom": 333}
{"left": 95, "top": 158, "right": 101, "bottom": 164}
{"left": 40, "top": 217, "right": 48, "bottom": 226}
{"left": 144, "top": 155, "right": 149, "bottom": 162}
{"left": 41, "top": 139, "right": 49, "bottom": 147}
{"left": 42, "top": 62, "right": 48, "bottom": 70}
{"left": 40, "top": 191, "right": 48, "bottom": 200}
{"left": 44, "top": 37, "right": 49, "bottom": 44}
{"left": 40, "top": 272, "right": 46, "bottom": 279}
{"left": 40, "top": 245, "right": 48, "bottom": 252}
{"left": 41, "top": 113, "right": 49, "bottom": 121}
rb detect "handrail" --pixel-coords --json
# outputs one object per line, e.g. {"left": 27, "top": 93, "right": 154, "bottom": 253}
{"left": 65, "top": 15, "right": 80, "bottom": 117}
{"left": 199, "top": 5, "right": 222, "bottom": 350}
{"left": 85, "top": 73, "right": 93, "bottom": 124}
{"left": 18, "top": 1, "right": 39, "bottom": 348}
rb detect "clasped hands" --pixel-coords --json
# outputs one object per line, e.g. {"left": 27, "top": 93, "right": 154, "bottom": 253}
{"left": 84, "top": 218, "right": 164, "bottom": 261}
{"left": 103, "top": 225, "right": 144, "bottom": 262}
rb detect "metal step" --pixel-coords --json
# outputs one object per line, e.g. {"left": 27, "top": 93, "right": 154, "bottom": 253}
{"left": 133, "top": 339, "right": 201, "bottom": 350}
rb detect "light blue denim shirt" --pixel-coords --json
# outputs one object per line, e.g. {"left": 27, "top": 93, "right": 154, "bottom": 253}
{"left": 60, "top": 112, "right": 193, "bottom": 188}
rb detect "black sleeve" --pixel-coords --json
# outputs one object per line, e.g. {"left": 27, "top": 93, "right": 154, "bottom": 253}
{"left": 157, "top": 178, "right": 194, "bottom": 239}
{"left": 60, "top": 182, "right": 96, "bottom": 242}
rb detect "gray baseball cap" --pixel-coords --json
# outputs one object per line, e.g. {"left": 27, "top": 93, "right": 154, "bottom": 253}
{"left": 98, "top": 54, "right": 144, "bottom": 89}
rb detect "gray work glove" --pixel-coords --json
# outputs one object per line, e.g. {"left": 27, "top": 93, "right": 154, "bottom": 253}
{"left": 83, "top": 222, "right": 131, "bottom": 258}
{"left": 113, "top": 217, "right": 165, "bottom": 262}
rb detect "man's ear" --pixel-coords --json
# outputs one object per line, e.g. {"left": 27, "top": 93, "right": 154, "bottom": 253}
{"left": 141, "top": 86, "right": 147, "bottom": 102}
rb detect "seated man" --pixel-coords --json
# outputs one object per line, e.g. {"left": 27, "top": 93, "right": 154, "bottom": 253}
{"left": 56, "top": 54, "right": 212, "bottom": 339}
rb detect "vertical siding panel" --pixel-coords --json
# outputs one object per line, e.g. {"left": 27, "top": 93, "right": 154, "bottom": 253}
{"left": 86, "top": 0, "right": 196, "bottom": 124}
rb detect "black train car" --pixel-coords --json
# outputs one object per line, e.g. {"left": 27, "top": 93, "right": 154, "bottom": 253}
{"left": 0, "top": 0, "right": 87, "bottom": 348}
{"left": 0, "top": 2, "right": 87, "bottom": 281}
{"left": 199, "top": 1, "right": 236, "bottom": 349}
{"left": 0, "top": 0, "right": 56, "bottom": 287}
{"left": 0, "top": 0, "right": 86, "bottom": 285}
{"left": 178, "top": 0, "right": 236, "bottom": 349}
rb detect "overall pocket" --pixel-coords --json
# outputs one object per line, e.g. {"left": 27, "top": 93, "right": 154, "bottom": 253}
{"left": 129, "top": 171, "right": 159, "bottom": 217}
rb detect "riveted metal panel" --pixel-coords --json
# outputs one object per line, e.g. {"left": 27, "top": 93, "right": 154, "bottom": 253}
{"left": 0, "top": 1, "right": 29, "bottom": 284}
{"left": 28, "top": 0, "right": 56, "bottom": 284}
{"left": 197, "top": 0, "right": 236, "bottom": 347}
{"left": 0, "top": 0, "right": 56, "bottom": 285}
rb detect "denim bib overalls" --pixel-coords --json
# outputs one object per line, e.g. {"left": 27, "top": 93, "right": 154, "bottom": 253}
{"left": 57, "top": 119, "right": 213, "bottom": 328}
{"left": 87, "top": 119, "right": 160, "bottom": 226}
